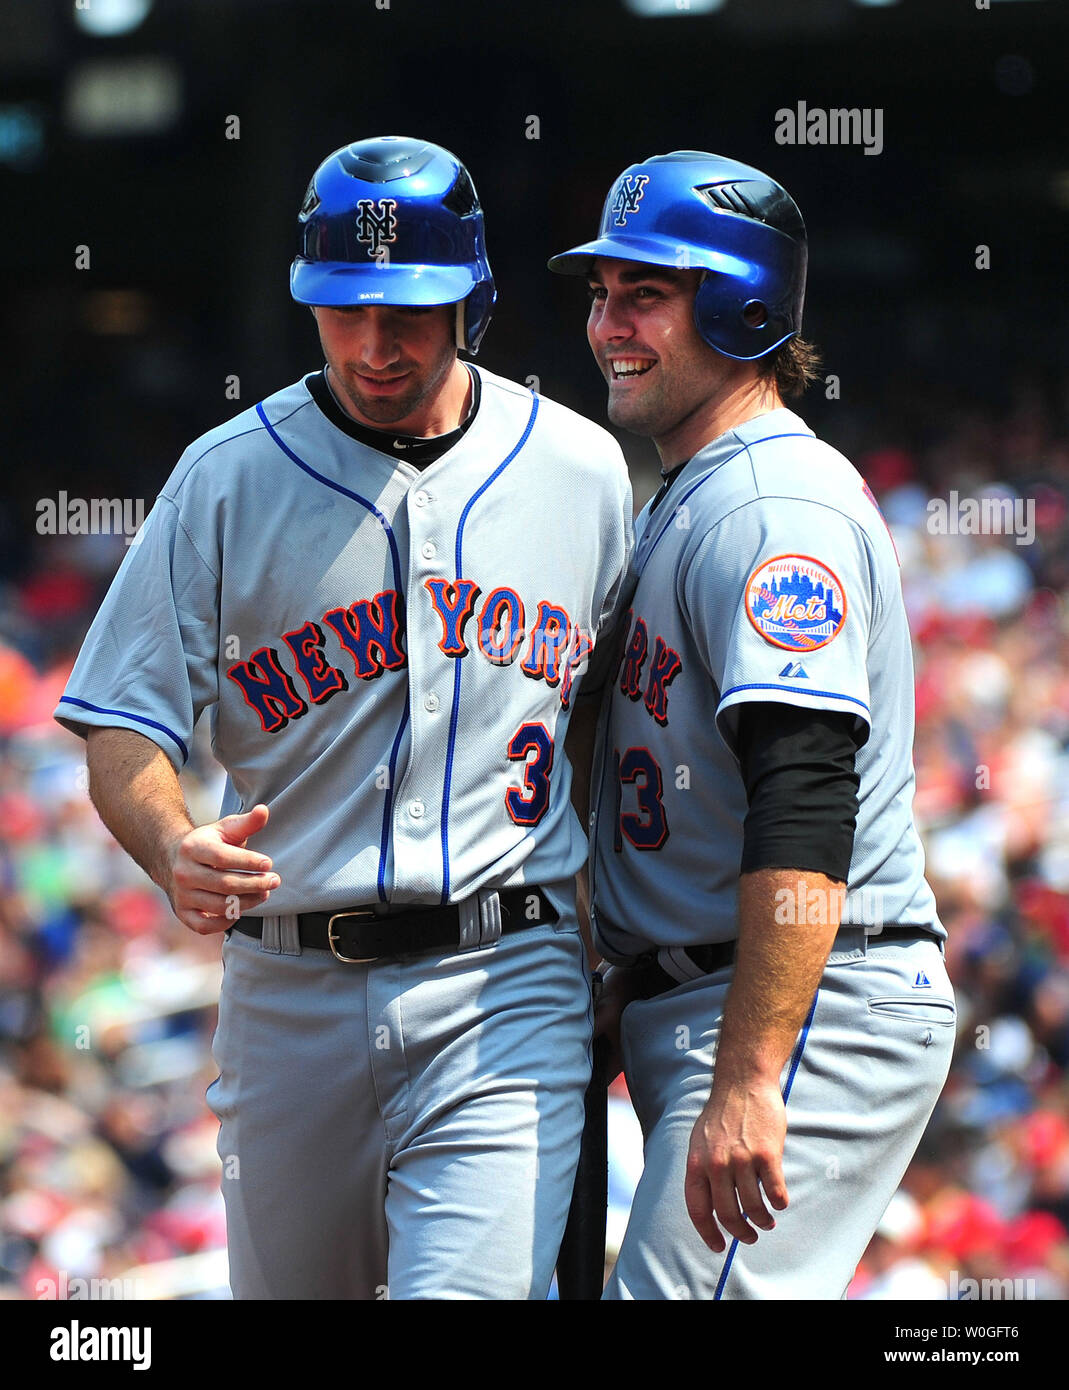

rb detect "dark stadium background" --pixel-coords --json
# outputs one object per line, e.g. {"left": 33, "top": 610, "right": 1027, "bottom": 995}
{"left": 1, "top": 0, "right": 1067, "bottom": 1309}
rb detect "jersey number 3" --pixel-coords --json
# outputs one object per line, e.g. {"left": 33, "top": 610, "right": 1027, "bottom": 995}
{"left": 505, "top": 722, "right": 554, "bottom": 826}
{"left": 613, "top": 746, "right": 669, "bottom": 851}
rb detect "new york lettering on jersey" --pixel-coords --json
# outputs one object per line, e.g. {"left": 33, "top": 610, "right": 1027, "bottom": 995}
{"left": 225, "top": 582, "right": 592, "bottom": 734}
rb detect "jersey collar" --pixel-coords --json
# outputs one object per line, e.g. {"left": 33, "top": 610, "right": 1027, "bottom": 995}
{"left": 635, "top": 408, "right": 814, "bottom": 566}
{"left": 305, "top": 364, "right": 482, "bottom": 470}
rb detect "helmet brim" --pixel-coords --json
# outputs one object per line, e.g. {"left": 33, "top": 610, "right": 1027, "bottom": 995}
{"left": 291, "top": 260, "right": 479, "bottom": 307}
{"left": 547, "top": 234, "right": 748, "bottom": 280}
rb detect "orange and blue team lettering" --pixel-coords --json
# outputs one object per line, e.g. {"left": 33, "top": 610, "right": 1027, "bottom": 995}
{"left": 424, "top": 579, "right": 481, "bottom": 656}
{"left": 643, "top": 636, "right": 682, "bottom": 726}
{"left": 477, "top": 587, "right": 525, "bottom": 664}
{"left": 282, "top": 620, "right": 349, "bottom": 704}
{"left": 559, "top": 627, "right": 594, "bottom": 711}
{"left": 323, "top": 591, "right": 407, "bottom": 678}
{"left": 616, "top": 612, "right": 682, "bottom": 725}
{"left": 521, "top": 601, "right": 571, "bottom": 686}
{"left": 225, "top": 580, "right": 586, "bottom": 735}
{"left": 619, "top": 616, "right": 648, "bottom": 701}
{"left": 619, "top": 746, "right": 669, "bottom": 850}
{"left": 226, "top": 647, "right": 308, "bottom": 733}
{"left": 606, "top": 611, "right": 682, "bottom": 851}
{"left": 505, "top": 722, "right": 554, "bottom": 825}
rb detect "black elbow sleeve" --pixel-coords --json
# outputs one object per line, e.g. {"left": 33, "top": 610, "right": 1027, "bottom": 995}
{"left": 733, "top": 702, "right": 864, "bottom": 883}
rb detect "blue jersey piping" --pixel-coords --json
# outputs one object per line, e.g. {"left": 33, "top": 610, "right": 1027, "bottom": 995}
{"left": 57, "top": 696, "right": 190, "bottom": 764}
{"left": 439, "top": 395, "right": 540, "bottom": 902}
{"left": 714, "top": 988, "right": 820, "bottom": 1299}
{"left": 638, "top": 432, "right": 814, "bottom": 574}
{"left": 255, "top": 401, "right": 406, "bottom": 901}
{"left": 720, "top": 683, "right": 870, "bottom": 715}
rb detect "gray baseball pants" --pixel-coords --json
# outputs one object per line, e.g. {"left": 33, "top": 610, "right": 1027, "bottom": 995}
{"left": 206, "top": 905, "right": 591, "bottom": 1300}
{"left": 604, "top": 930, "right": 955, "bottom": 1300}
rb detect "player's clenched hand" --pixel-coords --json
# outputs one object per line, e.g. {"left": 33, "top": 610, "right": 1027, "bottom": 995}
{"left": 684, "top": 1077, "right": 789, "bottom": 1253}
{"left": 163, "top": 803, "right": 280, "bottom": 934}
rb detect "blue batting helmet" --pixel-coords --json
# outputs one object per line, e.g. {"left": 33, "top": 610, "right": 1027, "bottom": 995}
{"left": 290, "top": 136, "right": 496, "bottom": 354}
{"left": 548, "top": 150, "right": 806, "bottom": 361}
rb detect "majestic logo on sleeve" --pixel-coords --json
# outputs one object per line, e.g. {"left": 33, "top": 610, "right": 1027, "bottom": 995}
{"left": 355, "top": 198, "right": 398, "bottom": 258}
{"left": 610, "top": 174, "right": 650, "bottom": 226}
{"left": 745, "top": 555, "right": 847, "bottom": 652}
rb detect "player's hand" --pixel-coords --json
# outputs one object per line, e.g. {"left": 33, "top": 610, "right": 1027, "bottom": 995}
{"left": 593, "top": 964, "right": 644, "bottom": 1083}
{"left": 684, "top": 1076, "right": 789, "bottom": 1253}
{"left": 163, "top": 804, "right": 280, "bottom": 935}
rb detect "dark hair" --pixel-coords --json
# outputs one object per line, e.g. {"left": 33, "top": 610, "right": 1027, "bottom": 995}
{"left": 758, "top": 335, "right": 823, "bottom": 401}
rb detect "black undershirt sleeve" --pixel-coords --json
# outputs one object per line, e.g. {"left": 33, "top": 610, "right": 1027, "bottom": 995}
{"left": 733, "top": 701, "right": 866, "bottom": 884}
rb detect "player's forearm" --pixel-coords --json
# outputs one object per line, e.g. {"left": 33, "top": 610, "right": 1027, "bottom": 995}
{"left": 714, "top": 868, "right": 844, "bottom": 1087}
{"left": 85, "top": 727, "right": 195, "bottom": 892}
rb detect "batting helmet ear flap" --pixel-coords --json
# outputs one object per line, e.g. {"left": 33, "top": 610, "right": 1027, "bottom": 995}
{"left": 458, "top": 279, "right": 497, "bottom": 353}
{"left": 692, "top": 260, "right": 798, "bottom": 361}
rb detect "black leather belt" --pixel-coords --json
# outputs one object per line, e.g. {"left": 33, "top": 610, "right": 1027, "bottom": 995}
{"left": 632, "top": 926, "right": 936, "bottom": 1000}
{"left": 232, "top": 887, "right": 558, "bottom": 962}
{"left": 633, "top": 941, "right": 736, "bottom": 1000}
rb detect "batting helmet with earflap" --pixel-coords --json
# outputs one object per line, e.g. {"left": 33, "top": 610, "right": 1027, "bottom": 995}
{"left": 548, "top": 150, "right": 806, "bottom": 361}
{"left": 291, "top": 136, "right": 496, "bottom": 354}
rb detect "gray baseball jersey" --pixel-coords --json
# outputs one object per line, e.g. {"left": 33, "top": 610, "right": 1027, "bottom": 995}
{"left": 56, "top": 365, "right": 632, "bottom": 913}
{"left": 55, "top": 364, "right": 633, "bottom": 1300}
{"left": 590, "top": 405, "right": 942, "bottom": 961}
{"left": 588, "top": 405, "right": 953, "bottom": 1301}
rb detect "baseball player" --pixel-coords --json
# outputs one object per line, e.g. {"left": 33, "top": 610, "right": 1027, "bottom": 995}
{"left": 54, "top": 136, "right": 632, "bottom": 1300}
{"left": 549, "top": 150, "right": 956, "bottom": 1299}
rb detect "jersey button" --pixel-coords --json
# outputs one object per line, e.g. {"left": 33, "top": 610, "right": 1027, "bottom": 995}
{"left": 424, "top": 692, "right": 439, "bottom": 712}
{"left": 413, "top": 490, "right": 430, "bottom": 508}
{"left": 421, "top": 541, "right": 437, "bottom": 560}
{"left": 408, "top": 800, "right": 425, "bottom": 820}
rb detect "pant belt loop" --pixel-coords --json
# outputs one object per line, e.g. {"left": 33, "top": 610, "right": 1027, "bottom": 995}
{"left": 657, "top": 945, "right": 708, "bottom": 985}
{"left": 477, "top": 890, "right": 503, "bottom": 948}
{"left": 279, "top": 913, "right": 301, "bottom": 956}
{"left": 457, "top": 894, "right": 482, "bottom": 951}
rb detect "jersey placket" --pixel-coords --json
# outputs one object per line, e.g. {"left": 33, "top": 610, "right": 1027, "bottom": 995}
{"left": 388, "top": 481, "right": 453, "bottom": 902}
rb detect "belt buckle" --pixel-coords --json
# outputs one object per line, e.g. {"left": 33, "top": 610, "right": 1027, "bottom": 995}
{"left": 327, "top": 908, "right": 381, "bottom": 964}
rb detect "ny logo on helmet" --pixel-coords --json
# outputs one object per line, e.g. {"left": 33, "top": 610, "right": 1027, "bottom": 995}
{"left": 610, "top": 174, "right": 650, "bottom": 227}
{"left": 355, "top": 198, "right": 399, "bottom": 259}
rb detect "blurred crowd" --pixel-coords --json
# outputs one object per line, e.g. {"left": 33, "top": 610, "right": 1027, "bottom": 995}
{"left": 845, "top": 389, "right": 1069, "bottom": 1301}
{"left": 2, "top": 387, "right": 1069, "bottom": 1301}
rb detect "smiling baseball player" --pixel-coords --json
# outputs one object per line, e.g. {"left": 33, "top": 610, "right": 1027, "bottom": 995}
{"left": 549, "top": 150, "right": 955, "bottom": 1299}
{"left": 55, "top": 136, "right": 632, "bottom": 1300}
